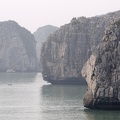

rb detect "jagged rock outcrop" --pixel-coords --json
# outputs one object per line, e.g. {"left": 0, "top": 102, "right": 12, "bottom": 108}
{"left": 0, "top": 20, "right": 38, "bottom": 72}
{"left": 41, "top": 10, "right": 120, "bottom": 84}
{"left": 34, "top": 25, "right": 58, "bottom": 71}
{"left": 82, "top": 18, "right": 120, "bottom": 109}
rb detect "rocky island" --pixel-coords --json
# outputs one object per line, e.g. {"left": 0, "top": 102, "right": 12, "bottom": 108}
{"left": 82, "top": 18, "right": 120, "bottom": 109}
{"left": 41, "top": 10, "right": 120, "bottom": 85}
{"left": 0, "top": 20, "right": 38, "bottom": 72}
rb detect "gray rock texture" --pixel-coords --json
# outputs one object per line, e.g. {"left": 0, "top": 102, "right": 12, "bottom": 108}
{"left": 0, "top": 20, "right": 38, "bottom": 72}
{"left": 82, "top": 18, "right": 120, "bottom": 109}
{"left": 41, "top": 10, "right": 120, "bottom": 84}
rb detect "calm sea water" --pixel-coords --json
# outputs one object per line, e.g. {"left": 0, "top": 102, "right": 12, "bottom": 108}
{"left": 0, "top": 73, "right": 120, "bottom": 120}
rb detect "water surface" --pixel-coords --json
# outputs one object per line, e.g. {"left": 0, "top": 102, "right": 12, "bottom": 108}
{"left": 0, "top": 73, "right": 119, "bottom": 120}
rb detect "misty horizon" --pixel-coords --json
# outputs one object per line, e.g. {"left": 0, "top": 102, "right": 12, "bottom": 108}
{"left": 0, "top": 0, "right": 120, "bottom": 33}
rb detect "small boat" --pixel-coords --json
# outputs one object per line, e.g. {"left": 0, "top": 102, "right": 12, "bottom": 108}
{"left": 8, "top": 83, "right": 12, "bottom": 86}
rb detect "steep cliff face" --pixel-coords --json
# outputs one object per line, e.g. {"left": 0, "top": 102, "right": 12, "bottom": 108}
{"left": 0, "top": 20, "right": 38, "bottom": 72}
{"left": 82, "top": 18, "right": 120, "bottom": 109}
{"left": 41, "top": 11, "right": 120, "bottom": 84}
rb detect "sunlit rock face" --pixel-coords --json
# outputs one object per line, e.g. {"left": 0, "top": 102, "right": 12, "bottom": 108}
{"left": 82, "top": 18, "right": 120, "bottom": 109}
{"left": 0, "top": 20, "right": 38, "bottom": 72}
{"left": 41, "top": 10, "right": 120, "bottom": 85}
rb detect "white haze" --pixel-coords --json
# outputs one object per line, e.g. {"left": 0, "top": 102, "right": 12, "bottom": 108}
{"left": 0, "top": 0, "right": 120, "bottom": 33}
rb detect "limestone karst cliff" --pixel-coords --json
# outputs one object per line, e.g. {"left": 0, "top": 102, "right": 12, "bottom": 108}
{"left": 82, "top": 18, "right": 120, "bottom": 109}
{"left": 41, "top": 10, "right": 120, "bottom": 84}
{"left": 0, "top": 20, "right": 38, "bottom": 72}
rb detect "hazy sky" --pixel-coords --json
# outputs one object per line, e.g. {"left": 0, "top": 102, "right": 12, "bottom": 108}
{"left": 0, "top": 0, "right": 120, "bottom": 33}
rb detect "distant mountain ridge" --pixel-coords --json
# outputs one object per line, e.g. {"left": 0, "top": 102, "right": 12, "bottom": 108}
{"left": 33, "top": 25, "right": 58, "bottom": 72}
{"left": 34, "top": 25, "right": 58, "bottom": 60}
{"left": 34, "top": 25, "right": 58, "bottom": 42}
